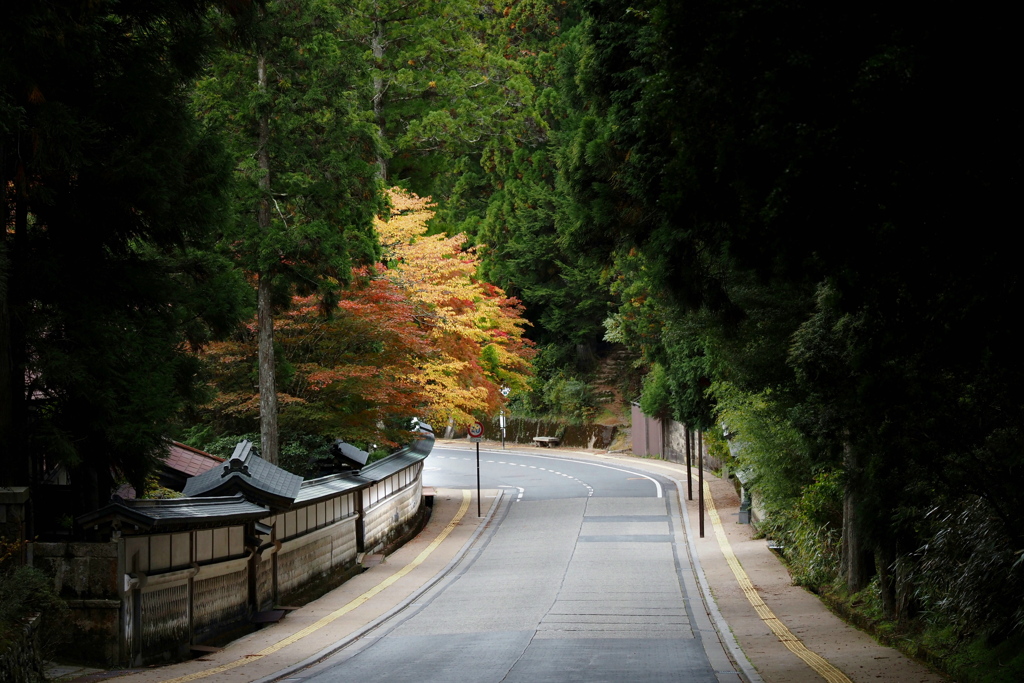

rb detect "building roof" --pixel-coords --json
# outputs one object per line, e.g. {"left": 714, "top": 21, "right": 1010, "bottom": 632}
{"left": 295, "top": 471, "right": 367, "bottom": 505}
{"left": 165, "top": 441, "right": 224, "bottom": 477}
{"left": 78, "top": 494, "right": 269, "bottom": 534}
{"left": 360, "top": 449, "right": 427, "bottom": 480}
{"left": 330, "top": 440, "right": 369, "bottom": 469}
{"left": 181, "top": 440, "right": 302, "bottom": 511}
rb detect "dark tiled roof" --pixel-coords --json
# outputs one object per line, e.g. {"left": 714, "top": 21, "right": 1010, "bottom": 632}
{"left": 330, "top": 441, "right": 369, "bottom": 468}
{"left": 409, "top": 433, "right": 434, "bottom": 456}
{"left": 181, "top": 441, "right": 302, "bottom": 510}
{"left": 295, "top": 434, "right": 434, "bottom": 504}
{"left": 295, "top": 471, "right": 367, "bottom": 504}
{"left": 78, "top": 494, "right": 268, "bottom": 532}
{"left": 360, "top": 450, "right": 427, "bottom": 479}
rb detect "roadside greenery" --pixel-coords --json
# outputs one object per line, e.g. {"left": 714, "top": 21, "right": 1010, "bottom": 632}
{"left": 4, "top": 2, "right": 1021, "bottom": 678}
{"left": 0, "top": 539, "right": 68, "bottom": 667}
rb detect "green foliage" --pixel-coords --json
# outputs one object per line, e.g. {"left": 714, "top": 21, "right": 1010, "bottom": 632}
{"left": 716, "top": 382, "right": 842, "bottom": 589}
{"left": 912, "top": 498, "right": 1024, "bottom": 638}
{"left": 715, "top": 384, "right": 816, "bottom": 511}
{"left": 196, "top": 0, "right": 383, "bottom": 285}
{"left": 944, "top": 631, "right": 1024, "bottom": 683}
{"left": 639, "top": 364, "right": 671, "bottom": 419}
{"left": 755, "top": 471, "right": 843, "bottom": 590}
{"left": 702, "top": 428, "right": 733, "bottom": 473}
{"left": 1, "top": 0, "right": 249, "bottom": 507}
{"left": 140, "top": 475, "right": 183, "bottom": 500}
{"left": 182, "top": 426, "right": 334, "bottom": 478}
{"left": 539, "top": 372, "right": 597, "bottom": 424}
{"left": 0, "top": 539, "right": 68, "bottom": 655}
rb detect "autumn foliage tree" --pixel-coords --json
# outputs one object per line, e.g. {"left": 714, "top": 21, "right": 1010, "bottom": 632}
{"left": 376, "top": 189, "right": 533, "bottom": 427}
{"left": 198, "top": 188, "right": 532, "bottom": 457}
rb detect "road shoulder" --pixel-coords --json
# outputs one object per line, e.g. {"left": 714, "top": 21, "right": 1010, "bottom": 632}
{"left": 447, "top": 441, "right": 946, "bottom": 683}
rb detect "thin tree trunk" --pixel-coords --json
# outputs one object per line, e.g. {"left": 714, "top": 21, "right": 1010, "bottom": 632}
{"left": 0, "top": 145, "right": 11, "bottom": 484}
{"left": 256, "top": 51, "right": 279, "bottom": 464}
{"left": 840, "top": 439, "right": 872, "bottom": 592}
{"left": 876, "top": 543, "right": 897, "bottom": 620}
{"left": 0, "top": 162, "right": 30, "bottom": 488}
{"left": 371, "top": 5, "right": 387, "bottom": 181}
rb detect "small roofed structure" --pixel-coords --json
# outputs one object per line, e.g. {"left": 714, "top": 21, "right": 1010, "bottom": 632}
{"left": 182, "top": 440, "right": 302, "bottom": 512}
{"left": 330, "top": 440, "right": 369, "bottom": 471}
{"left": 78, "top": 493, "right": 269, "bottom": 536}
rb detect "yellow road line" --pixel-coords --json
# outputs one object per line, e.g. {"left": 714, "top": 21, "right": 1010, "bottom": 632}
{"left": 159, "top": 489, "right": 473, "bottom": 683}
{"left": 702, "top": 479, "right": 852, "bottom": 683}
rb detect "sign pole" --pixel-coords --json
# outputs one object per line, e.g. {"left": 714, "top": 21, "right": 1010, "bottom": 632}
{"left": 468, "top": 420, "right": 484, "bottom": 517}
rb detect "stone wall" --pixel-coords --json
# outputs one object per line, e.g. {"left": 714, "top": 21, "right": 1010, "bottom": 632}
{"left": 363, "top": 477, "right": 422, "bottom": 553}
{"left": 483, "top": 416, "right": 617, "bottom": 449}
{"left": 29, "top": 541, "right": 121, "bottom": 665}
{"left": 276, "top": 517, "right": 358, "bottom": 604}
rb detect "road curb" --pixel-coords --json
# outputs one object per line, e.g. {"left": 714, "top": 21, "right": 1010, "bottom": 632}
{"left": 437, "top": 442, "right": 762, "bottom": 682}
{"left": 252, "top": 488, "right": 505, "bottom": 683}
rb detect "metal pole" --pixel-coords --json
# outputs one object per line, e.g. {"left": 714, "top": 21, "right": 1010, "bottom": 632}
{"left": 476, "top": 441, "right": 481, "bottom": 517}
{"left": 698, "top": 430, "right": 704, "bottom": 538}
{"left": 685, "top": 426, "right": 692, "bottom": 500}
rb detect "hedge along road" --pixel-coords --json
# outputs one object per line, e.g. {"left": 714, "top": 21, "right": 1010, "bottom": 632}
{"left": 292, "top": 444, "right": 749, "bottom": 683}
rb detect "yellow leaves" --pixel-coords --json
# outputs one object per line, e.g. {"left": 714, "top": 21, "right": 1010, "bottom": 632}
{"left": 375, "top": 188, "right": 534, "bottom": 423}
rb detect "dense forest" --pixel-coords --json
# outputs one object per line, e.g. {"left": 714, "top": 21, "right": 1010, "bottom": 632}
{"left": 2, "top": 0, "right": 1021, "bottom": 678}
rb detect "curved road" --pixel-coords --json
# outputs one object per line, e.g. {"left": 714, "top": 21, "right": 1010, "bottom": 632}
{"left": 295, "top": 445, "right": 742, "bottom": 682}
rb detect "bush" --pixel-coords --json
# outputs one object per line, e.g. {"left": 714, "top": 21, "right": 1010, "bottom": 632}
{"left": 0, "top": 539, "right": 69, "bottom": 660}
{"left": 540, "top": 372, "right": 596, "bottom": 423}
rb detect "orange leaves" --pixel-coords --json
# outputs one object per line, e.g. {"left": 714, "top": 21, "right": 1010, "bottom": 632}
{"left": 200, "top": 188, "right": 532, "bottom": 445}
{"left": 375, "top": 188, "right": 533, "bottom": 425}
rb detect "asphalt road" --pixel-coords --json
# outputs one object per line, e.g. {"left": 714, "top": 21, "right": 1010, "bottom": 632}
{"left": 294, "top": 445, "right": 736, "bottom": 683}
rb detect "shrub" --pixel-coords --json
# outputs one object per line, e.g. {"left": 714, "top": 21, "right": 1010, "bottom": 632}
{"left": 0, "top": 539, "right": 69, "bottom": 660}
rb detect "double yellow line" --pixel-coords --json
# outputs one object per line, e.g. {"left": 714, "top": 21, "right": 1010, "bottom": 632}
{"left": 160, "top": 490, "right": 473, "bottom": 683}
{"left": 702, "top": 480, "right": 852, "bottom": 683}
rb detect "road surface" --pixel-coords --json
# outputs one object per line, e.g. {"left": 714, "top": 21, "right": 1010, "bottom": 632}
{"left": 293, "top": 444, "right": 741, "bottom": 683}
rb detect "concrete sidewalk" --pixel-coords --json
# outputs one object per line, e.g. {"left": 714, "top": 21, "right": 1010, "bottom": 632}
{"left": 458, "top": 441, "right": 946, "bottom": 683}
{"left": 62, "top": 487, "right": 501, "bottom": 683}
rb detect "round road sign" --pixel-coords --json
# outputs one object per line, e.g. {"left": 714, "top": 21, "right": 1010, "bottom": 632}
{"left": 468, "top": 421, "right": 484, "bottom": 438}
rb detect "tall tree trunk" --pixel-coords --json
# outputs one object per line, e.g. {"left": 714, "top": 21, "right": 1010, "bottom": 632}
{"left": 0, "top": 149, "right": 13, "bottom": 486}
{"left": 256, "top": 51, "right": 279, "bottom": 464}
{"left": 371, "top": 4, "right": 387, "bottom": 181}
{"left": 840, "top": 439, "right": 873, "bottom": 592}
{"left": 0, "top": 156, "right": 31, "bottom": 488}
